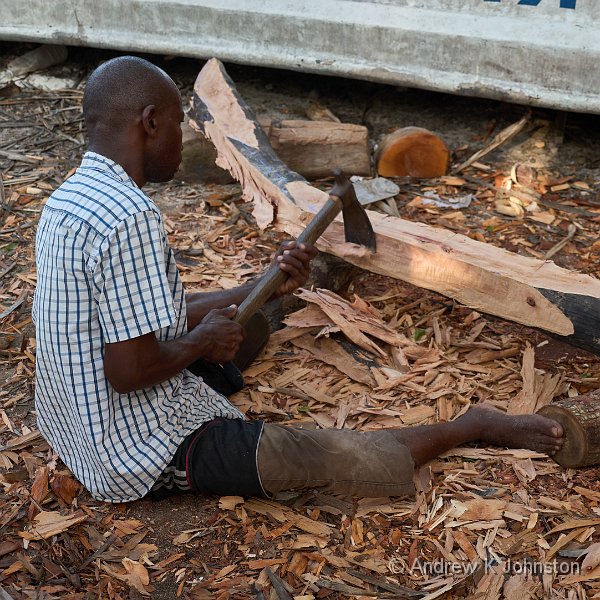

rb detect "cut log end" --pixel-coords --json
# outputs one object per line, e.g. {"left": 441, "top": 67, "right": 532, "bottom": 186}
{"left": 376, "top": 126, "right": 450, "bottom": 177}
{"left": 538, "top": 390, "right": 600, "bottom": 468}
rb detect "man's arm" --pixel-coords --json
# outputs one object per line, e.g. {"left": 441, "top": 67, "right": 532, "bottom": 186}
{"left": 185, "top": 283, "right": 255, "bottom": 329}
{"left": 185, "top": 241, "right": 317, "bottom": 329}
{"left": 104, "top": 306, "right": 243, "bottom": 393}
{"left": 104, "top": 241, "right": 316, "bottom": 393}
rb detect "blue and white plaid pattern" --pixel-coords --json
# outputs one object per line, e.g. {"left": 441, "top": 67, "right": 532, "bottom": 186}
{"left": 33, "top": 152, "right": 244, "bottom": 503}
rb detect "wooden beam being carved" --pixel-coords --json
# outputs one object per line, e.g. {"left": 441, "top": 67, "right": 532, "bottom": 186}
{"left": 190, "top": 58, "right": 600, "bottom": 355}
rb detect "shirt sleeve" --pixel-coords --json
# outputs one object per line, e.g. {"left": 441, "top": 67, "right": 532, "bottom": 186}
{"left": 94, "top": 211, "right": 177, "bottom": 343}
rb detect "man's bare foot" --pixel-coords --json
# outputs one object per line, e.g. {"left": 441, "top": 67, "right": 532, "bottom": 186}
{"left": 460, "top": 405, "right": 564, "bottom": 455}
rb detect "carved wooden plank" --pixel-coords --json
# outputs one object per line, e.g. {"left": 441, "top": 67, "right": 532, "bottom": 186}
{"left": 190, "top": 58, "right": 600, "bottom": 355}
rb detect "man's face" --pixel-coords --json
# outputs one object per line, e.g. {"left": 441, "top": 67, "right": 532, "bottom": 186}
{"left": 144, "top": 88, "right": 184, "bottom": 183}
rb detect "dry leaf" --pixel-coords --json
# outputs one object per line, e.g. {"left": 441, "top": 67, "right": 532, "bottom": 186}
{"left": 582, "top": 542, "right": 600, "bottom": 572}
{"left": 101, "top": 559, "right": 152, "bottom": 595}
{"left": 51, "top": 474, "right": 81, "bottom": 505}
{"left": 512, "top": 459, "right": 537, "bottom": 483}
{"left": 503, "top": 572, "right": 539, "bottom": 599}
{"left": 219, "top": 496, "right": 244, "bottom": 510}
{"left": 173, "top": 528, "right": 209, "bottom": 545}
{"left": 214, "top": 564, "right": 237, "bottom": 579}
{"left": 20, "top": 510, "right": 87, "bottom": 540}
{"left": 27, "top": 466, "right": 48, "bottom": 521}
{"left": 121, "top": 558, "right": 150, "bottom": 594}
{"left": 462, "top": 498, "right": 507, "bottom": 521}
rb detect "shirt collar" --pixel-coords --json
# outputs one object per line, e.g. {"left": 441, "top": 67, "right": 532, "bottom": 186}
{"left": 79, "top": 152, "right": 139, "bottom": 189}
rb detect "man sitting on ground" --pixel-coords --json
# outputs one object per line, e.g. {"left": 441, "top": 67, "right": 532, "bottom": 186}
{"left": 33, "top": 56, "right": 564, "bottom": 504}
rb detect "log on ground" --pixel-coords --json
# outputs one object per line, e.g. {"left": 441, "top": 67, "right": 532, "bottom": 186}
{"left": 375, "top": 126, "right": 449, "bottom": 177}
{"left": 259, "top": 117, "right": 371, "bottom": 178}
{"left": 189, "top": 58, "right": 600, "bottom": 355}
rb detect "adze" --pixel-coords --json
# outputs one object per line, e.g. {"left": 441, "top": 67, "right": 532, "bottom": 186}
{"left": 234, "top": 169, "right": 377, "bottom": 325}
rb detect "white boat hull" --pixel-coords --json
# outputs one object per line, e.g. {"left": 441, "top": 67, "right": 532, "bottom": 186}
{"left": 2, "top": 0, "right": 598, "bottom": 113}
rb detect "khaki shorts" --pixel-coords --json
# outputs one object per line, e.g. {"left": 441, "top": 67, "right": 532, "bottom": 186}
{"left": 257, "top": 424, "right": 416, "bottom": 498}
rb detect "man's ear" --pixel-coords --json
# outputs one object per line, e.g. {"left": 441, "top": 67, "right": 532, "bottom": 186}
{"left": 141, "top": 105, "right": 157, "bottom": 137}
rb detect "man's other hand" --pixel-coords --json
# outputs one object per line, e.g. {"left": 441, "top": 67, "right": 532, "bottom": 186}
{"left": 196, "top": 306, "right": 245, "bottom": 364}
{"left": 273, "top": 241, "right": 318, "bottom": 297}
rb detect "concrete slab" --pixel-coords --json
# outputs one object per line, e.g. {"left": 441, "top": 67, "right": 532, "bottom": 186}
{"left": 1, "top": 0, "right": 598, "bottom": 113}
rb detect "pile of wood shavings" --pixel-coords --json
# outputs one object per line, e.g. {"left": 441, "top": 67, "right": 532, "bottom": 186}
{"left": 1, "top": 83, "right": 600, "bottom": 599}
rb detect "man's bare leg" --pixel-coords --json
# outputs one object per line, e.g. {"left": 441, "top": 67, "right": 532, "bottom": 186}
{"left": 390, "top": 405, "right": 564, "bottom": 466}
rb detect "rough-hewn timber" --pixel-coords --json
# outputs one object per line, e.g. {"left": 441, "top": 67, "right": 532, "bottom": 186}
{"left": 190, "top": 58, "right": 600, "bottom": 355}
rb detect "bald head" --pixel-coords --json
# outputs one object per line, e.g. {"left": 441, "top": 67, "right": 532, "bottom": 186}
{"left": 83, "top": 56, "right": 180, "bottom": 133}
{"left": 82, "top": 56, "right": 184, "bottom": 187}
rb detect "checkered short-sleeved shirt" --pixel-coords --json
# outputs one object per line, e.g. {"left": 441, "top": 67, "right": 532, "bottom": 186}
{"left": 33, "top": 152, "right": 244, "bottom": 503}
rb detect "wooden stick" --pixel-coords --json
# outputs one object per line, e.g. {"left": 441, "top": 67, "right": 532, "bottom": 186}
{"left": 452, "top": 114, "right": 530, "bottom": 174}
{"left": 0, "top": 291, "right": 28, "bottom": 321}
{"left": 234, "top": 194, "right": 347, "bottom": 324}
{"left": 265, "top": 567, "right": 294, "bottom": 600}
{"left": 0, "top": 148, "right": 43, "bottom": 164}
{"left": 544, "top": 223, "right": 577, "bottom": 260}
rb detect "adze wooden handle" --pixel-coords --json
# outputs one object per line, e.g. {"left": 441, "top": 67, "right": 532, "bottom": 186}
{"left": 234, "top": 193, "right": 343, "bottom": 326}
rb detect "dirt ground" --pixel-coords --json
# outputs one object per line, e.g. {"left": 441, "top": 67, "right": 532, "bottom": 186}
{"left": 1, "top": 42, "right": 600, "bottom": 599}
